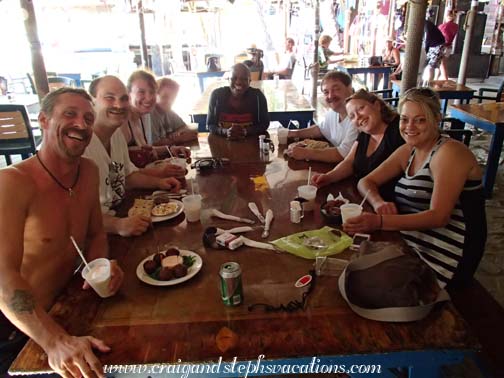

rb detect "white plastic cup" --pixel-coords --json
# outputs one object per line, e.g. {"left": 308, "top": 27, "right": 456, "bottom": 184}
{"left": 298, "top": 185, "right": 317, "bottom": 212}
{"left": 277, "top": 127, "right": 289, "bottom": 144}
{"left": 168, "top": 157, "right": 187, "bottom": 169}
{"left": 274, "top": 74, "right": 279, "bottom": 87}
{"left": 182, "top": 194, "right": 202, "bottom": 222}
{"left": 81, "top": 258, "right": 112, "bottom": 298}
{"left": 340, "top": 203, "right": 363, "bottom": 224}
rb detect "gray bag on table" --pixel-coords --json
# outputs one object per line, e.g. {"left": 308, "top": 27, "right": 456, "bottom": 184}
{"left": 338, "top": 241, "right": 450, "bottom": 322}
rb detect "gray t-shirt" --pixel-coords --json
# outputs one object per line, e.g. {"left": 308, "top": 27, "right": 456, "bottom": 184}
{"left": 150, "top": 105, "right": 186, "bottom": 144}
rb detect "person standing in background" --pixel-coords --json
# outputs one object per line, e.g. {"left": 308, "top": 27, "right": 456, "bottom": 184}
{"left": 422, "top": 7, "right": 446, "bottom": 83}
{"left": 438, "top": 10, "right": 459, "bottom": 80}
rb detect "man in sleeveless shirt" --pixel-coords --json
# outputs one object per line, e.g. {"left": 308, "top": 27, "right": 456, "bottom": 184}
{"left": 0, "top": 88, "right": 124, "bottom": 376}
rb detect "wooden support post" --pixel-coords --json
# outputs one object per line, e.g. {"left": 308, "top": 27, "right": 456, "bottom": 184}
{"left": 138, "top": 0, "right": 150, "bottom": 69}
{"left": 20, "top": 0, "right": 49, "bottom": 100}
{"left": 400, "top": 0, "right": 428, "bottom": 95}
{"left": 457, "top": 1, "right": 478, "bottom": 87}
{"left": 311, "top": 0, "right": 320, "bottom": 113}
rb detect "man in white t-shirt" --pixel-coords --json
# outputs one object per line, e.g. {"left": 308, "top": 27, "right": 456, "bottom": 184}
{"left": 286, "top": 71, "right": 357, "bottom": 162}
{"left": 83, "top": 75, "right": 181, "bottom": 237}
{"left": 263, "top": 38, "right": 297, "bottom": 79}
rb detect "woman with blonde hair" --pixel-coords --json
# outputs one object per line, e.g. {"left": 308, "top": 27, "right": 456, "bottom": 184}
{"left": 312, "top": 89, "right": 404, "bottom": 201}
{"left": 344, "top": 87, "right": 486, "bottom": 288}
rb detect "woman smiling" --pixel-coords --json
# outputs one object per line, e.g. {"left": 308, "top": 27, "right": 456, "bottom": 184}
{"left": 312, "top": 89, "right": 404, "bottom": 201}
{"left": 343, "top": 88, "right": 487, "bottom": 288}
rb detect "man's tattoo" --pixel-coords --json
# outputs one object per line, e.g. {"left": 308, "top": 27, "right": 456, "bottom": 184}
{"left": 8, "top": 290, "right": 35, "bottom": 314}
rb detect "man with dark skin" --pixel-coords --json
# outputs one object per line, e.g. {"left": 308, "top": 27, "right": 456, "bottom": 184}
{"left": 0, "top": 88, "right": 124, "bottom": 377}
{"left": 207, "top": 63, "right": 270, "bottom": 140}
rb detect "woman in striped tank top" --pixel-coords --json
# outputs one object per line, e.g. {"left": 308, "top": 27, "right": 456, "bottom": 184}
{"left": 343, "top": 88, "right": 487, "bottom": 288}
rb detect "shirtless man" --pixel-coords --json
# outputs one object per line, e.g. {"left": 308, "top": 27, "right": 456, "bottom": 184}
{"left": 0, "top": 88, "right": 124, "bottom": 377}
{"left": 84, "top": 75, "right": 181, "bottom": 237}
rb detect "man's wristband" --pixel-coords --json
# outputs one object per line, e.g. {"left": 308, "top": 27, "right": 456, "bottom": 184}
{"left": 379, "top": 214, "right": 383, "bottom": 230}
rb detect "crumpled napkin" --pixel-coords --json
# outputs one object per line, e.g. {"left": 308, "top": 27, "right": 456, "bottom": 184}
{"left": 327, "top": 192, "right": 350, "bottom": 203}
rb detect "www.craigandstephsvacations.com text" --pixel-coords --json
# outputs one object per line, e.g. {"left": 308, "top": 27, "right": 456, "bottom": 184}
{"left": 103, "top": 355, "right": 382, "bottom": 377}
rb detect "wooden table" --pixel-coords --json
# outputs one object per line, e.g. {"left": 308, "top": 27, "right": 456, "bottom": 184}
{"left": 336, "top": 61, "right": 394, "bottom": 91}
{"left": 391, "top": 80, "right": 475, "bottom": 116}
{"left": 450, "top": 102, "right": 504, "bottom": 197}
{"left": 190, "top": 80, "right": 315, "bottom": 132}
{"left": 10, "top": 134, "right": 482, "bottom": 377}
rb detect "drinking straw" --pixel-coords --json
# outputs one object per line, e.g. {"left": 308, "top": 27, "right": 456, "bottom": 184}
{"left": 165, "top": 145, "right": 174, "bottom": 158}
{"left": 359, "top": 190, "right": 371, "bottom": 207}
{"left": 70, "top": 236, "right": 89, "bottom": 269}
{"left": 307, "top": 166, "right": 312, "bottom": 185}
{"left": 192, "top": 179, "right": 195, "bottom": 196}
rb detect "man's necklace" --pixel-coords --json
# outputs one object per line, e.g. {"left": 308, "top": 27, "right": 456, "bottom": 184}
{"left": 36, "top": 153, "right": 80, "bottom": 197}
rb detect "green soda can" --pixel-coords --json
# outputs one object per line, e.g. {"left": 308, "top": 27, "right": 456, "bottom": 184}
{"left": 219, "top": 262, "right": 243, "bottom": 306}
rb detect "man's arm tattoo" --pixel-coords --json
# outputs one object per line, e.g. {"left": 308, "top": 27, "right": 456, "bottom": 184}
{"left": 8, "top": 290, "right": 35, "bottom": 314}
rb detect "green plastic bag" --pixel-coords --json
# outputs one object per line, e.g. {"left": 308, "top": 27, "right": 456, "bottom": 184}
{"left": 271, "top": 226, "right": 353, "bottom": 259}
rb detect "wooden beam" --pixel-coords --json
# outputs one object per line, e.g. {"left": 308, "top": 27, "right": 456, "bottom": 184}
{"left": 20, "top": 0, "right": 49, "bottom": 101}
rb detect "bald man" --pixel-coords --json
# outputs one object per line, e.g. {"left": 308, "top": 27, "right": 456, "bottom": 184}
{"left": 207, "top": 63, "right": 270, "bottom": 139}
{"left": 84, "top": 75, "right": 181, "bottom": 237}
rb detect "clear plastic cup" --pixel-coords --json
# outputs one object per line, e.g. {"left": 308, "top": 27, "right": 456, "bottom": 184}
{"left": 277, "top": 127, "right": 289, "bottom": 144}
{"left": 81, "top": 258, "right": 112, "bottom": 298}
{"left": 298, "top": 185, "right": 317, "bottom": 212}
{"left": 340, "top": 203, "right": 363, "bottom": 224}
{"left": 168, "top": 157, "right": 187, "bottom": 169}
{"left": 182, "top": 194, "right": 202, "bottom": 222}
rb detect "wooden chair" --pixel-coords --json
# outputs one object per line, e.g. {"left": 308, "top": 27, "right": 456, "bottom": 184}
{"left": 472, "top": 80, "right": 504, "bottom": 103}
{"left": 0, "top": 104, "right": 41, "bottom": 165}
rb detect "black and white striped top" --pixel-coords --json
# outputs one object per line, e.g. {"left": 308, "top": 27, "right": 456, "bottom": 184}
{"left": 395, "top": 136, "right": 487, "bottom": 287}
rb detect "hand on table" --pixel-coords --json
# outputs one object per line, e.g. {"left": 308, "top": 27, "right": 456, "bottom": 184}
{"left": 161, "top": 163, "right": 185, "bottom": 178}
{"left": 375, "top": 201, "right": 398, "bottom": 215}
{"left": 311, "top": 173, "right": 332, "bottom": 188}
{"left": 342, "top": 212, "right": 381, "bottom": 234}
{"left": 117, "top": 215, "right": 150, "bottom": 237}
{"left": 286, "top": 144, "right": 310, "bottom": 160}
{"left": 46, "top": 334, "right": 109, "bottom": 378}
{"left": 227, "top": 125, "right": 246, "bottom": 140}
{"left": 169, "top": 145, "right": 191, "bottom": 159}
{"left": 158, "top": 177, "right": 181, "bottom": 192}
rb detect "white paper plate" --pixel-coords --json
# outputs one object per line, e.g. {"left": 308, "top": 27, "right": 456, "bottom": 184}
{"left": 151, "top": 199, "right": 184, "bottom": 222}
{"left": 136, "top": 250, "right": 202, "bottom": 286}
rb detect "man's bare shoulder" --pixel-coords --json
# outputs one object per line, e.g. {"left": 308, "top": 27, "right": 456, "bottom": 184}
{"left": 0, "top": 159, "right": 37, "bottom": 200}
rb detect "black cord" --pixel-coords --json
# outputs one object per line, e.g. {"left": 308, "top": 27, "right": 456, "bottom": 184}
{"left": 36, "top": 152, "right": 80, "bottom": 196}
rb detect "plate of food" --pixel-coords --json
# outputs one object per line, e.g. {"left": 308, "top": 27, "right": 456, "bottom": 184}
{"left": 136, "top": 248, "right": 203, "bottom": 286}
{"left": 151, "top": 199, "right": 184, "bottom": 222}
